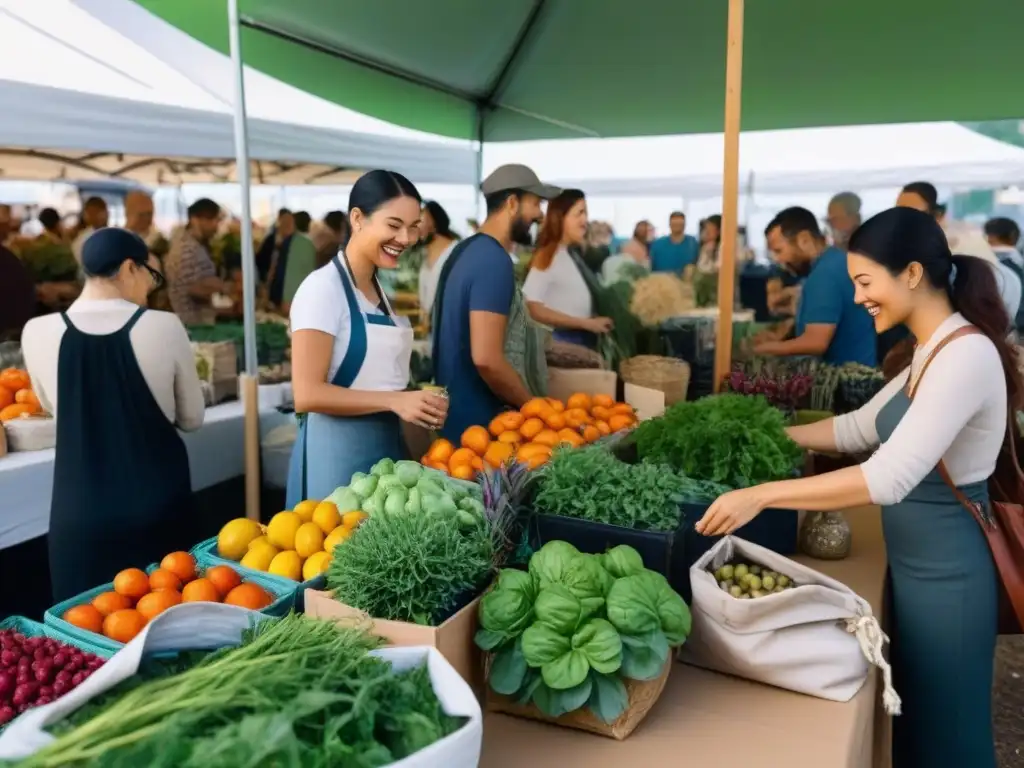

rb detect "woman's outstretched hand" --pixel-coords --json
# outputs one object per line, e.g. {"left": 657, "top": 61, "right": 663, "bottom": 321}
{"left": 390, "top": 390, "right": 449, "bottom": 431}
{"left": 695, "top": 486, "right": 767, "bottom": 536}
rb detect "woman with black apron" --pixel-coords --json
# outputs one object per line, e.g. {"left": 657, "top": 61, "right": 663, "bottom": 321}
{"left": 286, "top": 171, "right": 448, "bottom": 505}
{"left": 695, "top": 207, "right": 1022, "bottom": 767}
{"left": 522, "top": 190, "right": 613, "bottom": 349}
{"left": 20, "top": 229, "right": 205, "bottom": 602}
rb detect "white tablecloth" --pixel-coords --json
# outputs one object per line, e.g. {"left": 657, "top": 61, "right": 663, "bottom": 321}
{"left": 0, "top": 384, "right": 292, "bottom": 550}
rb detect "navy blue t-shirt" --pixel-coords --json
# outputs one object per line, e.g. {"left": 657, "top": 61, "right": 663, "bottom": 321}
{"left": 434, "top": 234, "right": 516, "bottom": 441}
{"left": 795, "top": 247, "right": 877, "bottom": 367}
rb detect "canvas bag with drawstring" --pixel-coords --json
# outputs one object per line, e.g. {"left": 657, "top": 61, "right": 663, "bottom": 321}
{"left": 680, "top": 535, "right": 901, "bottom": 714}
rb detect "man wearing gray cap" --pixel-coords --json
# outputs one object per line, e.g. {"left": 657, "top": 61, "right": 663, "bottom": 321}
{"left": 431, "top": 164, "right": 560, "bottom": 441}
{"left": 826, "top": 191, "right": 861, "bottom": 250}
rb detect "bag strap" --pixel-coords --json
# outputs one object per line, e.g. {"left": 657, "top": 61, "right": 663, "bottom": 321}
{"left": 905, "top": 324, "right": 1003, "bottom": 525}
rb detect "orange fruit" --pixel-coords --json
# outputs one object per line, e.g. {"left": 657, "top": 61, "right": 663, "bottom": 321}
{"left": 426, "top": 438, "right": 455, "bottom": 464}
{"left": 582, "top": 425, "right": 601, "bottom": 443}
{"left": 0, "top": 369, "right": 30, "bottom": 392}
{"left": 519, "top": 417, "right": 544, "bottom": 440}
{"left": 103, "top": 609, "right": 146, "bottom": 643}
{"left": 427, "top": 460, "right": 449, "bottom": 473}
{"left": 14, "top": 389, "right": 40, "bottom": 410}
{"left": 206, "top": 565, "right": 243, "bottom": 597}
{"left": 451, "top": 463, "right": 475, "bottom": 481}
{"left": 566, "top": 393, "right": 592, "bottom": 411}
{"left": 63, "top": 604, "right": 104, "bottom": 634}
{"left": 543, "top": 410, "right": 566, "bottom": 430}
{"left": 460, "top": 425, "right": 491, "bottom": 456}
{"left": 470, "top": 455, "right": 484, "bottom": 471}
{"left": 448, "top": 447, "right": 476, "bottom": 469}
{"left": 113, "top": 568, "right": 151, "bottom": 600}
{"left": 136, "top": 589, "right": 181, "bottom": 621}
{"left": 611, "top": 403, "right": 636, "bottom": 416}
{"left": 592, "top": 394, "right": 614, "bottom": 408}
{"left": 546, "top": 398, "right": 566, "bottom": 413}
{"left": 181, "top": 578, "right": 221, "bottom": 603}
{"left": 0, "top": 403, "right": 33, "bottom": 421}
{"left": 564, "top": 408, "right": 592, "bottom": 429}
{"left": 92, "top": 591, "right": 133, "bottom": 616}
{"left": 483, "top": 441, "right": 515, "bottom": 468}
{"left": 224, "top": 583, "right": 273, "bottom": 610}
{"left": 149, "top": 568, "right": 182, "bottom": 592}
{"left": 160, "top": 552, "right": 197, "bottom": 584}
{"left": 489, "top": 411, "right": 524, "bottom": 437}
{"left": 525, "top": 451, "right": 552, "bottom": 469}
{"left": 497, "top": 430, "right": 521, "bottom": 446}
{"left": 517, "top": 442, "right": 551, "bottom": 459}
{"left": 0, "top": 385, "right": 12, "bottom": 411}
{"left": 557, "top": 428, "right": 584, "bottom": 448}
{"left": 532, "top": 429, "right": 560, "bottom": 448}
{"left": 520, "top": 398, "right": 549, "bottom": 418}
{"left": 609, "top": 414, "right": 635, "bottom": 432}
{"left": 595, "top": 420, "right": 612, "bottom": 436}
{"left": 590, "top": 405, "right": 611, "bottom": 422}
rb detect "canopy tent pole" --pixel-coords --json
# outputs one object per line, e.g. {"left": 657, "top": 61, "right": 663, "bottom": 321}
{"left": 474, "top": 105, "right": 486, "bottom": 220}
{"left": 713, "top": 0, "right": 745, "bottom": 392}
{"left": 227, "top": 0, "right": 262, "bottom": 521}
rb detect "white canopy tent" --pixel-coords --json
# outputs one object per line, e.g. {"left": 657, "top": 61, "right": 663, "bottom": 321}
{"left": 0, "top": 0, "right": 475, "bottom": 185}
{"left": 483, "top": 122, "right": 1024, "bottom": 198}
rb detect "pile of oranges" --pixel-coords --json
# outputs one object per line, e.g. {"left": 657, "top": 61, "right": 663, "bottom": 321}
{"left": 0, "top": 368, "right": 43, "bottom": 422}
{"left": 421, "top": 392, "right": 638, "bottom": 479}
{"left": 61, "top": 551, "right": 274, "bottom": 644}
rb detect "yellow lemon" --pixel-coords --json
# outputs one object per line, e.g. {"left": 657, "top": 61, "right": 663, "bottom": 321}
{"left": 312, "top": 501, "right": 342, "bottom": 535}
{"left": 240, "top": 542, "right": 278, "bottom": 572}
{"left": 247, "top": 535, "right": 271, "bottom": 552}
{"left": 294, "top": 522, "right": 325, "bottom": 559}
{"left": 323, "top": 526, "right": 353, "bottom": 555}
{"left": 268, "top": 550, "right": 304, "bottom": 581}
{"left": 341, "top": 510, "right": 368, "bottom": 529}
{"left": 293, "top": 499, "right": 319, "bottom": 523}
{"left": 266, "top": 511, "right": 302, "bottom": 550}
{"left": 302, "top": 551, "right": 331, "bottom": 581}
{"left": 216, "top": 518, "right": 263, "bottom": 561}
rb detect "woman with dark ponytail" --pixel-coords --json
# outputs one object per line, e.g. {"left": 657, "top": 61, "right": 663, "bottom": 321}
{"left": 696, "top": 206, "right": 1021, "bottom": 767}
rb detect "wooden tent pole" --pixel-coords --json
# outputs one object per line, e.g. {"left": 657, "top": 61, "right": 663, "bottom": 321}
{"left": 713, "top": 0, "right": 745, "bottom": 392}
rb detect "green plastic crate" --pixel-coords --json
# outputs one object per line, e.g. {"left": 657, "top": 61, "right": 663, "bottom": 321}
{"left": 0, "top": 616, "right": 113, "bottom": 660}
{"left": 44, "top": 564, "right": 294, "bottom": 654}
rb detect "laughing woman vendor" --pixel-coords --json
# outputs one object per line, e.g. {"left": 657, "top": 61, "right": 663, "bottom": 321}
{"left": 287, "top": 171, "right": 449, "bottom": 506}
{"left": 697, "top": 207, "right": 1022, "bottom": 768}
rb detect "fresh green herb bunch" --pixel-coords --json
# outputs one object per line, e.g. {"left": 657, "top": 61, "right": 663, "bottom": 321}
{"left": 634, "top": 393, "right": 802, "bottom": 488}
{"left": 24, "top": 615, "right": 465, "bottom": 768}
{"left": 327, "top": 506, "right": 494, "bottom": 625}
{"left": 534, "top": 446, "right": 688, "bottom": 532}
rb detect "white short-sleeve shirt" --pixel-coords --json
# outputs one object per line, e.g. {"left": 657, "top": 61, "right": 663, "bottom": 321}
{"left": 289, "top": 261, "right": 386, "bottom": 383}
{"left": 522, "top": 247, "right": 593, "bottom": 319}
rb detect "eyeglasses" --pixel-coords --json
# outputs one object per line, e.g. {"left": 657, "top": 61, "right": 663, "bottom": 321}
{"left": 141, "top": 262, "right": 165, "bottom": 290}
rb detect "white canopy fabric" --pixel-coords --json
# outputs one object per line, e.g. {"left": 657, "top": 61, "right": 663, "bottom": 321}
{"left": 484, "top": 122, "right": 1024, "bottom": 198}
{"left": 0, "top": 0, "right": 476, "bottom": 185}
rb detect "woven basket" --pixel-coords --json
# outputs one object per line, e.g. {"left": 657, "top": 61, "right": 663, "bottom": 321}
{"left": 620, "top": 355, "right": 690, "bottom": 405}
{"left": 486, "top": 656, "right": 672, "bottom": 740}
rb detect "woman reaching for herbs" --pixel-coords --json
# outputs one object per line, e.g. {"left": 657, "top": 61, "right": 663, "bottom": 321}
{"left": 697, "top": 206, "right": 1022, "bottom": 768}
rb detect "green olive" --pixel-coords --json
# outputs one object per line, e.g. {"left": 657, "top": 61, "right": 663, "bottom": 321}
{"left": 729, "top": 585, "right": 744, "bottom": 598}
{"left": 761, "top": 575, "right": 776, "bottom": 591}
{"left": 750, "top": 589, "right": 766, "bottom": 598}
{"left": 733, "top": 564, "right": 749, "bottom": 580}
{"left": 777, "top": 575, "right": 791, "bottom": 588}
{"left": 747, "top": 575, "right": 762, "bottom": 592}
{"left": 749, "top": 565, "right": 762, "bottom": 576}
{"left": 719, "top": 564, "right": 735, "bottom": 580}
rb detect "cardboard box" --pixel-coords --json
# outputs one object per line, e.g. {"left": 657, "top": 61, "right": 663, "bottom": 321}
{"left": 304, "top": 589, "right": 483, "bottom": 688}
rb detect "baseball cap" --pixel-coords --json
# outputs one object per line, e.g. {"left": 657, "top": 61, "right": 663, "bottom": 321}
{"left": 81, "top": 228, "right": 149, "bottom": 277}
{"left": 480, "top": 164, "right": 561, "bottom": 199}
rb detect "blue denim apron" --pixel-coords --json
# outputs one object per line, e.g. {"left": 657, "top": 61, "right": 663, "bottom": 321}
{"left": 285, "top": 257, "right": 410, "bottom": 506}
{"left": 875, "top": 389, "right": 998, "bottom": 768}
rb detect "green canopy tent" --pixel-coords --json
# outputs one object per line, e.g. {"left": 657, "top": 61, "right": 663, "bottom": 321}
{"left": 131, "top": 0, "right": 1023, "bottom": 516}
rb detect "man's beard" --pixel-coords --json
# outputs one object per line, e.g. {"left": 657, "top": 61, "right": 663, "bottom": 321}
{"left": 510, "top": 215, "right": 534, "bottom": 246}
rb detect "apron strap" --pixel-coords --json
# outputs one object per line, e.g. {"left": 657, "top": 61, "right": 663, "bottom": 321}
{"left": 121, "top": 306, "right": 147, "bottom": 335}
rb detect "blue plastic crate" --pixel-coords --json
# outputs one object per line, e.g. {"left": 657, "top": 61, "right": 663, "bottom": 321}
{"left": 188, "top": 537, "right": 309, "bottom": 609}
{"left": 0, "top": 616, "right": 113, "bottom": 660}
{"left": 44, "top": 563, "right": 294, "bottom": 654}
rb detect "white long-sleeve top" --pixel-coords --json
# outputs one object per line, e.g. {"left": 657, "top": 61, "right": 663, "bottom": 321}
{"left": 21, "top": 298, "right": 205, "bottom": 431}
{"left": 833, "top": 313, "right": 1006, "bottom": 505}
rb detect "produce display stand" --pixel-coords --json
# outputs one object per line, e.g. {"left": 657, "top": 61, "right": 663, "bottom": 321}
{"left": 480, "top": 506, "right": 890, "bottom": 768}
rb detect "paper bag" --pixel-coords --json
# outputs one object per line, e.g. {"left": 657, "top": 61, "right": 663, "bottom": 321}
{"left": 0, "top": 604, "right": 483, "bottom": 768}
{"left": 681, "top": 536, "right": 900, "bottom": 713}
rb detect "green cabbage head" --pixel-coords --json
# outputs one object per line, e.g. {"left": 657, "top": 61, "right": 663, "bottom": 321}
{"left": 479, "top": 568, "right": 538, "bottom": 637}
{"left": 606, "top": 571, "right": 692, "bottom": 645}
{"left": 521, "top": 618, "right": 622, "bottom": 690}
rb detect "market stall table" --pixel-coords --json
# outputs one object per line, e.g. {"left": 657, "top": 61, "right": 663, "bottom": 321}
{"left": 481, "top": 506, "right": 890, "bottom": 768}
